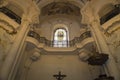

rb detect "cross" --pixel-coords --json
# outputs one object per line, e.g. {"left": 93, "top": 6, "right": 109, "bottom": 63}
{"left": 53, "top": 71, "right": 67, "bottom": 80}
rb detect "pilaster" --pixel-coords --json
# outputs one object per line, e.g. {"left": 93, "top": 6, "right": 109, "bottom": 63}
{"left": 0, "top": 14, "right": 31, "bottom": 80}
{"left": 89, "top": 19, "right": 120, "bottom": 80}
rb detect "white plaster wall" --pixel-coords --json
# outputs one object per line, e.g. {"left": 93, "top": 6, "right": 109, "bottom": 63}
{"left": 24, "top": 55, "right": 100, "bottom": 80}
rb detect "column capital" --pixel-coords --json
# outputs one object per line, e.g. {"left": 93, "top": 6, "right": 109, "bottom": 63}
{"left": 89, "top": 19, "right": 100, "bottom": 25}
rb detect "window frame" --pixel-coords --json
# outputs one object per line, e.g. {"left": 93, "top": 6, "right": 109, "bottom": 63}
{"left": 53, "top": 28, "right": 69, "bottom": 47}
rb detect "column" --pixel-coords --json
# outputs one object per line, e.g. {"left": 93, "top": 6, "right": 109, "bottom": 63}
{"left": 0, "top": 15, "right": 31, "bottom": 80}
{"left": 10, "top": 41, "right": 28, "bottom": 80}
{"left": 89, "top": 20, "right": 120, "bottom": 80}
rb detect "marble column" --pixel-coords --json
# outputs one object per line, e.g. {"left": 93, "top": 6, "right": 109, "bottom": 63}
{"left": 0, "top": 15, "right": 31, "bottom": 80}
{"left": 89, "top": 20, "right": 120, "bottom": 80}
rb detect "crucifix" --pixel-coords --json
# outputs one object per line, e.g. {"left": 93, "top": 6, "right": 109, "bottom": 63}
{"left": 53, "top": 71, "right": 67, "bottom": 80}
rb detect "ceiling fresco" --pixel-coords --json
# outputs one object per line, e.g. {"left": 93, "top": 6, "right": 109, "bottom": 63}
{"left": 41, "top": 2, "right": 80, "bottom": 16}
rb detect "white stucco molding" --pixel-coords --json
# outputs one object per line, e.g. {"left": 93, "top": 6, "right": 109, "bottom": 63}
{"left": 28, "top": 1, "right": 40, "bottom": 24}
{"left": 81, "top": 0, "right": 120, "bottom": 25}
{"left": 26, "top": 36, "right": 94, "bottom": 54}
{"left": 30, "top": 48, "right": 41, "bottom": 61}
{"left": 8, "top": 0, "right": 40, "bottom": 24}
{"left": 101, "top": 14, "right": 120, "bottom": 30}
{"left": 78, "top": 49, "right": 90, "bottom": 61}
{"left": 81, "top": 2, "right": 95, "bottom": 24}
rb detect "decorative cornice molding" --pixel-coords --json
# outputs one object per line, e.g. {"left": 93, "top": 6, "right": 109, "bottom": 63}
{"left": 0, "top": 19, "right": 17, "bottom": 35}
{"left": 104, "top": 20, "right": 120, "bottom": 37}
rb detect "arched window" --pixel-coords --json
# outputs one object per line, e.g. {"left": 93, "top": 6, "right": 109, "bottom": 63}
{"left": 53, "top": 28, "right": 68, "bottom": 47}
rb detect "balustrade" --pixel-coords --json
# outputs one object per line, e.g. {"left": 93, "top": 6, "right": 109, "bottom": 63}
{"left": 28, "top": 31, "right": 92, "bottom": 47}
{"left": 0, "top": 7, "right": 21, "bottom": 24}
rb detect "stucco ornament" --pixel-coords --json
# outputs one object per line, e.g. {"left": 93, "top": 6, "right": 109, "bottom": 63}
{"left": 81, "top": 3, "right": 95, "bottom": 24}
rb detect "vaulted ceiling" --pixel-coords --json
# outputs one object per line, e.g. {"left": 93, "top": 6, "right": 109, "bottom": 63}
{"left": 36, "top": 0, "right": 89, "bottom": 18}
{"left": 37, "top": 0, "right": 88, "bottom": 9}
{"left": 41, "top": 2, "right": 80, "bottom": 16}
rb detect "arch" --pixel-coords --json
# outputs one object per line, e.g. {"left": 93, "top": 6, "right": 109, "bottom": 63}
{"left": 38, "top": 0, "right": 83, "bottom": 9}
{"left": 53, "top": 23, "right": 68, "bottom": 30}
{"left": 52, "top": 24, "right": 69, "bottom": 47}
{"left": 51, "top": 23, "right": 69, "bottom": 41}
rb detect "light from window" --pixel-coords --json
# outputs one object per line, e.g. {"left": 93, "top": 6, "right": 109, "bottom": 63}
{"left": 53, "top": 29, "right": 68, "bottom": 47}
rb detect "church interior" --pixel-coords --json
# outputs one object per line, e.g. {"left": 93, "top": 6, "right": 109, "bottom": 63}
{"left": 0, "top": 0, "right": 120, "bottom": 80}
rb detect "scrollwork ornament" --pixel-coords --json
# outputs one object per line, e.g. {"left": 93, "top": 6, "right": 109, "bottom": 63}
{"left": 32, "top": 15, "right": 39, "bottom": 24}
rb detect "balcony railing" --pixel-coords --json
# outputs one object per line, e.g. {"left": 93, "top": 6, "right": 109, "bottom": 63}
{"left": 28, "top": 31, "right": 40, "bottom": 41}
{"left": 69, "top": 31, "right": 91, "bottom": 46}
{"left": 100, "top": 5, "right": 120, "bottom": 25}
{"left": 0, "top": 7, "right": 21, "bottom": 24}
{"left": 28, "top": 31, "right": 91, "bottom": 47}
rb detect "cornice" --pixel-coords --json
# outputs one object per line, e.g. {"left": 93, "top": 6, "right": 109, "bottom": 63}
{"left": 0, "top": 19, "right": 17, "bottom": 35}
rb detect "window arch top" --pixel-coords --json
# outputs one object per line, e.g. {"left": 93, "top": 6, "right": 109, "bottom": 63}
{"left": 53, "top": 28, "right": 69, "bottom": 47}
{"left": 54, "top": 28, "right": 67, "bottom": 41}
